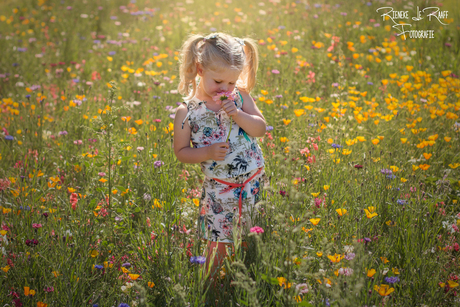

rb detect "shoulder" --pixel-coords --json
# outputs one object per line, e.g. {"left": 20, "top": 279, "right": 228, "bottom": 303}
{"left": 174, "top": 103, "right": 189, "bottom": 123}
{"left": 236, "top": 87, "right": 255, "bottom": 106}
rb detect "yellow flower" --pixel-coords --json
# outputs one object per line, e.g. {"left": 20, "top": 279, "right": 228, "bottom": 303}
{"left": 448, "top": 280, "right": 459, "bottom": 288}
{"left": 367, "top": 269, "right": 376, "bottom": 277}
{"left": 412, "top": 165, "right": 419, "bottom": 171}
{"left": 445, "top": 137, "right": 451, "bottom": 142}
{"left": 309, "top": 218, "right": 321, "bottom": 226}
{"left": 364, "top": 209, "right": 378, "bottom": 219}
{"left": 282, "top": 119, "right": 291, "bottom": 125}
{"left": 449, "top": 163, "right": 460, "bottom": 169}
{"left": 323, "top": 185, "right": 330, "bottom": 191}
{"left": 342, "top": 149, "right": 352, "bottom": 155}
{"left": 400, "top": 138, "right": 407, "bottom": 144}
{"left": 135, "top": 119, "right": 143, "bottom": 125}
{"left": 294, "top": 109, "right": 305, "bottom": 117}
{"left": 356, "top": 136, "right": 366, "bottom": 142}
{"left": 121, "top": 267, "right": 130, "bottom": 274}
{"left": 336, "top": 208, "right": 347, "bottom": 216}
{"left": 311, "top": 192, "right": 320, "bottom": 197}
{"left": 371, "top": 138, "right": 380, "bottom": 145}
{"left": 380, "top": 256, "right": 389, "bottom": 264}
{"left": 389, "top": 166, "right": 399, "bottom": 172}
{"left": 277, "top": 277, "right": 292, "bottom": 289}
{"left": 99, "top": 178, "right": 107, "bottom": 183}
{"left": 280, "top": 137, "right": 288, "bottom": 143}
{"left": 423, "top": 153, "right": 432, "bottom": 160}
{"left": 1, "top": 265, "right": 10, "bottom": 273}
{"left": 327, "top": 253, "right": 344, "bottom": 263}
{"left": 316, "top": 251, "right": 323, "bottom": 257}
{"left": 192, "top": 199, "right": 200, "bottom": 207}
{"left": 90, "top": 250, "right": 99, "bottom": 258}
{"left": 392, "top": 267, "right": 400, "bottom": 275}
{"left": 52, "top": 271, "right": 60, "bottom": 277}
{"left": 148, "top": 281, "right": 155, "bottom": 288}
{"left": 374, "top": 284, "right": 394, "bottom": 296}
{"left": 400, "top": 178, "right": 407, "bottom": 183}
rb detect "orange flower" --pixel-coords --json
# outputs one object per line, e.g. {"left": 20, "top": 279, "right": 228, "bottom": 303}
{"left": 367, "top": 269, "right": 376, "bottom": 277}
{"left": 134, "top": 119, "right": 143, "bottom": 125}
{"left": 422, "top": 153, "right": 432, "bottom": 160}
{"left": 419, "top": 164, "right": 430, "bottom": 170}
{"left": 327, "top": 253, "right": 344, "bottom": 263}
{"left": 309, "top": 218, "right": 320, "bottom": 226}
{"left": 371, "top": 138, "right": 379, "bottom": 145}
{"left": 121, "top": 116, "right": 132, "bottom": 122}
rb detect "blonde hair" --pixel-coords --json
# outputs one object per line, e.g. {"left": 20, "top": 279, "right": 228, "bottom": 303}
{"left": 177, "top": 32, "right": 259, "bottom": 101}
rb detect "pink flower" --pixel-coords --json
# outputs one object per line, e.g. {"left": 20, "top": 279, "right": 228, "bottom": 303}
{"left": 0, "top": 178, "right": 11, "bottom": 191}
{"left": 296, "top": 283, "right": 309, "bottom": 294}
{"left": 312, "top": 143, "right": 318, "bottom": 151}
{"left": 300, "top": 147, "right": 310, "bottom": 155}
{"left": 32, "top": 223, "right": 42, "bottom": 228}
{"left": 98, "top": 172, "right": 106, "bottom": 177}
{"left": 250, "top": 226, "right": 264, "bottom": 234}
{"left": 271, "top": 69, "right": 280, "bottom": 74}
{"left": 212, "top": 90, "right": 236, "bottom": 104}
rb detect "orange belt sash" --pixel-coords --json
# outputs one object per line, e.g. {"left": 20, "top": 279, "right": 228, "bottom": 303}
{"left": 212, "top": 167, "right": 263, "bottom": 223}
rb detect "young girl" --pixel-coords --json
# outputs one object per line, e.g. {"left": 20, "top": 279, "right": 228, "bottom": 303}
{"left": 173, "top": 32, "right": 268, "bottom": 281}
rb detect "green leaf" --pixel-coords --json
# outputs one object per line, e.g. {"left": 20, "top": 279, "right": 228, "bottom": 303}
{"left": 95, "top": 162, "right": 105, "bottom": 167}
{"left": 261, "top": 274, "right": 279, "bottom": 285}
{"left": 116, "top": 208, "right": 123, "bottom": 214}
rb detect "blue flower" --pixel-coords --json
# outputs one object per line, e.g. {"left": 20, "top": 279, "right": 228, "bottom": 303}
{"left": 118, "top": 304, "right": 130, "bottom": 307}
{"left": 384, "top": 276, "right": 400, "bottom": 284}
{"left": 5, "top": 135, "right": 14, "bottom": 141}
{"left": 195, "top": 256, "right": 206, "bottom": 264}
{"left": 190, "top": 256, "right": 197, "bottom": 264}
{"left": 367, "top": 82, "right": 374, "bottom": 85}
{"left": 380, "top": 168, "right": 392, "bottom": 175}
{"left": 397, "top": 199, "right": 407, "bottom": 205}
{"left": 266, "top": 126, "right": 273, "bottom": 131}
{"left": 331, "top": 143, "right": 342, "bottom": 148}
{"left": 94, "top": 265, "right": 104, "bottom": 269}
{"left": 109, "top": 51, "right": 116, "bottom": 55}
{"left": 26, "top": 95, "right": 31, "bottom": 98}
{"left": 93, "top": 304, "right": 99, "bottom": 307}
{"left": 386, "top": 174, "right": 396, "bottom": 179}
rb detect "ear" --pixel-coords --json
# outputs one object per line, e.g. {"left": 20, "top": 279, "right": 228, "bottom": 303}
{"left": 196, "top": 63, "right": 203, "bottom": 76}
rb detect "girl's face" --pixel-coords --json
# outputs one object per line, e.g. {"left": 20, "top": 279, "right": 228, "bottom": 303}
{"left": 196, "top": 63, "right": 241, "bottom": 101}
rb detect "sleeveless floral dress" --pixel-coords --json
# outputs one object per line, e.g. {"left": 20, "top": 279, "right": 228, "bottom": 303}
{"left": 181, "top": 86, "right": 269, "bottom": 242}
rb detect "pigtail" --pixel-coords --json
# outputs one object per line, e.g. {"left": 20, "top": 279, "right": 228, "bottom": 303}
{"left": 237, "top": 37, "right": 259, "bottom": 94}
{"left": 177, "top": 34, "right": 205, "bottom": 101}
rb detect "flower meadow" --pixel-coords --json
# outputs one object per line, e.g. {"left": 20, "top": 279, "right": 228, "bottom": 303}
{"left": 0, "top": 0, "right": 459, "bottom": 306}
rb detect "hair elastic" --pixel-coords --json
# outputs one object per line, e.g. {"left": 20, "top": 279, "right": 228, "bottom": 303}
{"left": 203, "top": 34, "right": 218, "bottom": 43}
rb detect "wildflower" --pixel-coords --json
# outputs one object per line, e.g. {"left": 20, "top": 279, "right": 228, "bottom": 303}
{"left": 5, "top": 135, "right": 14, "bottom": 141}
{"left": 250, "top": 226, "right": 264, "bottom": 234}
{"left": 331, "top": 143, "right": 342, "bottom": 148}
{"left": 94, "top": 265, "right": 104, "bottom": 269}
{"left": 396, "top": 199, "right": 407, "bottom": 205}
{"left": 354, "top": 164, "right": 363, "bottom": 169}
{"left": 384, "top": 276, "right": 400, "bottom": 284}
{"left": 211, "top": 91, "right": 236, "bottom": 105}
{"left": 338, "top": 267, "right": 353, "bottom": 276}
{"left": 296, "top": 283, "right": 309, "bottom": 294}
{"left": 190, "top": 256, "right": 206, "bottom": 264}
{"left": 154, "top": 161, "right": 164, "bottom": 168}
{"left": 344, "top": 253, "right": 355, "bottom": 260}
{"left": 143, "top": 193, "right": 151, "bottom": 201}
{"left": 374, "top": 284, "right": 394, "bottom": 296}
{"left": 367, "top": 269, "right": 376, "bottom": 277}
{"left": 98, "top": 172, "right": 106, "bottom": 177}
{"left": 118, "top": 304, "right": 130, "bottom": 307}
{"left": 272, "top": 69, "right": 280, "bottom": 74}
{"left": 380, "top": 169, "right": 393, "bottom": 175}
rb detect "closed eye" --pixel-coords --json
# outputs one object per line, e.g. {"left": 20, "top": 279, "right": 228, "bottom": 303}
{"left": 215, "top": 81, "right": 235, "bottom": 84}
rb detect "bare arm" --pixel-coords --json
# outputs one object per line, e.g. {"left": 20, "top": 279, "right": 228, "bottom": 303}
{"left": 231, "top": 90, "right": 266, "bottom": 137}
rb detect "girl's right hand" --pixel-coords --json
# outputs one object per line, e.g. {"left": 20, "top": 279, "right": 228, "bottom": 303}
{"left": 207, "top": 142, "right": 229, "bottom": 161}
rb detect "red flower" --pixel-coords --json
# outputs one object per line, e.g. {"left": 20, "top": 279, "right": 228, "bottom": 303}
{"left": 354, "top": 164, "right": 363, "bottom": 169}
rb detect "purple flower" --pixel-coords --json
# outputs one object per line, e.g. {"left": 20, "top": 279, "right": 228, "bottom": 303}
{"left": 384, "top": 276, "right": 400, "bottom": 284}
{"left": 331, "top": 143, "right": 342, "bottom": 148}
{"left": 109, "top": 51, "right": 116, "bottom": 55}
{"left": 332, "top": 83, "right": 339, "bottom": 87}
{"left": 266, "top": 126, "right": 273, "bottom": 131}
{"left": 380, "top": 169, "right": 393, "bottom": 175}
{"left": 367, "top": 82, "right": 373, "bottom": 85}
{"left": 275, "top": 95, "right": 283, "bottom": 98}
{"left": 17, "top": 48, "right": 27, "bottom": 52}
{"left": 364, "top": 237, "right": 371, "bottom": 243}
{"left": 58, "top": 131, "right": 68, "bottom": 136}
{"left": 195, "top": 256, "right": 206, "bottom": 264}
{"left": 94, "top": 264, "right": 104, "bottom": 269}
{"left": 5, "top": 135, "right": 14, "bottom": 141}
{"left": 340, "top": 12, "right": 347, "bottom": 16}
{"left": 445, "top": 43, "right": 452, "bottom": 47}
{"left": 118, "top": 304, "right": 130, "bottom": 307}
{"left": 397, "top": 199, "right": 407, "bottom": 205}
{"left": 26, "top": 94, "right": 31, "bottom": 98}
{"left": 122, "top": 262, "right": 131, "bottom": 267}
{"left": 154, "top": 160, "right": 164, "bottom": 168}
{"left": 345, "top": 253, "right": 355, "bottom": 260}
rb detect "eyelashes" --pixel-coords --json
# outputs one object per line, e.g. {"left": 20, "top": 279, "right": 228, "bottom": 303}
{"left": 215, "top": 81, "right": 234, "bottom": 84}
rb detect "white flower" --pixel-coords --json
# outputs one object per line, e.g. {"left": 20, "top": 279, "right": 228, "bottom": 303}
{"left": 338, "top": 267, "right": 353, "bottom": 276}
{"left": 15, "top": 82, "right": 25, "bottom": 87}
{"left": 410, "top": 50, "right": 417, "bottom": 56}
{"left": 343, "top": 245, "right": 354, "bottom": 253}
{"left": 121, "top": 286, "right": 128, "bottom": 293}
{"left": 80, "top": 14, "right": 88, "bottom": 18}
